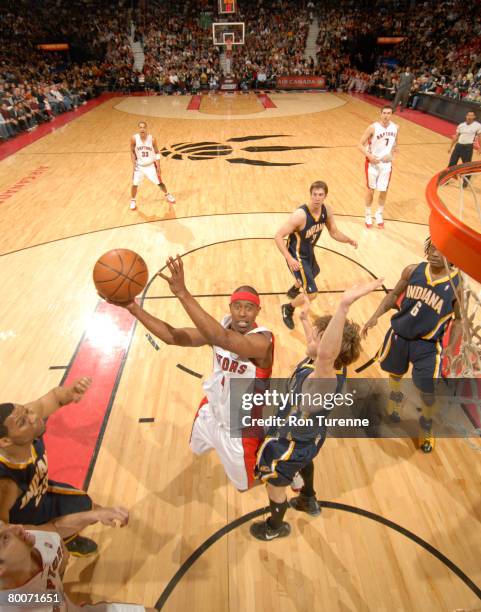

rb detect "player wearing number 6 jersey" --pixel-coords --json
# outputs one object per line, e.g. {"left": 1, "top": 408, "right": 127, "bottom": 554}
{"left": 130, "top": 121, "right": 175, "bottom": 211}
{"left": 359, "top": 105, "right": 398, "bottom": 228}
{"left": 361, "top": 238, "right": 461, "bottom": 452}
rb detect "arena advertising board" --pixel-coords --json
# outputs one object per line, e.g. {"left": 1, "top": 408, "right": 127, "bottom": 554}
{"left": 276, "top": 76, "right": 326, "bottom": 89}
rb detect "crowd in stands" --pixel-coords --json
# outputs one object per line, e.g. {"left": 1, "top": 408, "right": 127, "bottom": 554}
{"left": 231, "top": 0, "right": 312, "bottom": 91}
{"left": 314, "top": 0, "right": 481, "bottom": 103}
{"left": 139, "top": 0, "right": 311, "bottom": 93}
{"left": 367, "top": 64, "right": 481, "bottom": 106}
{"left": 139, "top": 1, "right": 222, "bottom": 94}
{"left": 0, "top": 0, "right": 134, "bottom": 141}
{"left": 0, "top": 0, "right": 480, "bottom": 142}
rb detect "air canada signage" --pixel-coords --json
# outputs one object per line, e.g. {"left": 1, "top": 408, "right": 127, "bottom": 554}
{"left": 277, "top": 76, "right": 326, "bottom": 89}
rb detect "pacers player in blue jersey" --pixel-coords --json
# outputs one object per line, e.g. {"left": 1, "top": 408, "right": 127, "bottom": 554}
{"left": 362, "top": 238, "right": 462, "bottom": 452}
{"left": 0, "top": 378, "right": 111, "bottom": 556}
{"left": 274, "top": 181, "right": 358, "bottom": 330}
{"left": 250, "top": 278, "right": 382, "bottom": 541}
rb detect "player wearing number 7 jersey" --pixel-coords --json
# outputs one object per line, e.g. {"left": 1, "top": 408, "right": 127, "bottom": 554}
{"left": 358, "top": 105, "right": 398, "bottom": 228}
{"left": 361, "top": 238, "right": 461, "bottom": 452}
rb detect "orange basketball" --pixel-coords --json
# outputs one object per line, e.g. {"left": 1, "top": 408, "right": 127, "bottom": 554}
{"left": 93, "top": 249, "right": 149, "bottom": 303}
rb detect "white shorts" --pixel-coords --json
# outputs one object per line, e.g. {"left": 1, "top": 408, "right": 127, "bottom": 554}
{"left": 132, "top": 162, "right": 161, "bottom": 187}
{"left": 190, "top": 399, "right": 259, "bottom": 491}
{"left": 365, "top": 160, "right": 392, "bottom": 192}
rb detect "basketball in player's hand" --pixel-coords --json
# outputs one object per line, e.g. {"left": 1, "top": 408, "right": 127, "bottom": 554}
{"left": 93, "top": 249, "right": 148, "bottom": 303}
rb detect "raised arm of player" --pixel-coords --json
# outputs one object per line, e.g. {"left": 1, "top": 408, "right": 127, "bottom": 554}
{"left": 100, "top": 295, "right": 207, "bottom": 347}
{"left": 312, "top": 278, "right": 384, "bottom": 378}
{"left": 130, "top": 136, "right": 137, "bottom": 166}
{"left": 358, "top": 124, "right": 379, "bottom": 164}
{"left": 159, "top": 256, "right": 272, "bottom": 361}
{"left": 23, "top": 377, "right": 92, "bottom": 420}
{"left": 361, "top": 264, "right": 416, "bottom": 337}
{"left": 273, "top": 208, "right": 306, "bottom": 273}
{"left": 325, "top": 205, "right": 358, "bottom": 248}
{"left": 299, "top": 293, "right": 317, "bottom": 359}
{"left": 443, "top": 299, "right": 462, "bottom": 366}
{"left": 124, "top": 302, "right": 207, "bottom": 347}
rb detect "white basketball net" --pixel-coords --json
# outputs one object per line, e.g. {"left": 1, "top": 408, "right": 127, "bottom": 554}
{"left": 441, "top": 171, "right": 481, "bottom": 376}
{"left": 445, "top": 269, "right": 481, "bottom": 377}
{"left": 438, "top": 170, "right": 481, "bottom": 448}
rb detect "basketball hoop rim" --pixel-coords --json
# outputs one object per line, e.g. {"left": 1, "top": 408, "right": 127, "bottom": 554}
{"left": 426, "top": 161, "right": 481, "bottom": 283}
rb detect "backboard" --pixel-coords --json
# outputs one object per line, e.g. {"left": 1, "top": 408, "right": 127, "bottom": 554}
{"left": 212, "top": 22, "right": 245, "bottom": 46}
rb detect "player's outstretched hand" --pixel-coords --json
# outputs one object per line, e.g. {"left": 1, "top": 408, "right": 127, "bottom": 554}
{"left": 348, "top": 238, "right": 358, "bottom": 249}
{"left": 287, "top": 255, "right": 301, "bottom": 273}
{"left": 66, "top": 377, "right": 92, "bottom": 403}
{"left": 95, "top": 506, "right": 129, "bottom": 527}
{"left": 157, "top": 255, "right": 188, "bottom": 297}
{"left": 341, "top": 278, "right": 384, "bottom": 309}
{"left": 361, "top": 316, "right": 378, "bottom": 338}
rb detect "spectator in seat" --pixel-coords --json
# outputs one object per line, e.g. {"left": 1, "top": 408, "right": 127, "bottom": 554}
{"left": 256, "top": 68, "right": 267, "bottom": 89}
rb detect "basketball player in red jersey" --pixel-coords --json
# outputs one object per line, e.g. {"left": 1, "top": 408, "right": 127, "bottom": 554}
{"left": 110, "top": 255, "right": 273, "bottom": 492}
{"left": 0, "top": 378, "right": 116, "bottom": 557}
{"left": 130, "top": 121, "right": 175, "bottom": 210}
{"left": 359, "top": 106, "right": 399, "bottom": 228}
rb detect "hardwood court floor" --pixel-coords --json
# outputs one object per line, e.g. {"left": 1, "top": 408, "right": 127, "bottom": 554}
{"left": 0, "top": 93, "right": 480, "bottom": 612}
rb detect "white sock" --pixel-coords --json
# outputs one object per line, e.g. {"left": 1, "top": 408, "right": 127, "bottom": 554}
{"left": 365, "top": 207, "right": 372, "bottom": 217}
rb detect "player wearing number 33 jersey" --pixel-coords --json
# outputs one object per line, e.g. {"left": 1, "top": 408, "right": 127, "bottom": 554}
{"left": 129, "top": 120, "right": 175, "bottom": 211}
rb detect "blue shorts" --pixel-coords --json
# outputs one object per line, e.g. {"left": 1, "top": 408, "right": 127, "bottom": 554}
{"left": 377, "top": 328, "right": 443, "bottom": 394}
{"left": 255, "top": 435, "right": 325, "bottom": 487}
{"left": 9, "top": 480, "right": 92, "bottom": 525}
{"left": 289, "top": 255, "right": 320, "bottom": 294}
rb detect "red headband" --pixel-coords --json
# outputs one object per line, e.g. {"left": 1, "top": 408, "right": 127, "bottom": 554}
{"left": 230, "top": 291, "right": 260, "bottom": 306}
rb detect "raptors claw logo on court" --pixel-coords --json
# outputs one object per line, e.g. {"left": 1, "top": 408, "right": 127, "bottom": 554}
{"left": 159, "top": 134, "right": 325, "bottom": 166}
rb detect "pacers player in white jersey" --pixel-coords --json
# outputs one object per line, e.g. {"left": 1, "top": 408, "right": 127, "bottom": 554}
{"left": 0, "top": 510, "right": 155, "bottom": 611}
{"left": 358, "top": 105, "right": 399, "bottom": 229}
{"left": 130, "top": 121, "right": 175, "bottom": 210}
{"left": 109, "top": 256, "right": 273, "bottom": 492}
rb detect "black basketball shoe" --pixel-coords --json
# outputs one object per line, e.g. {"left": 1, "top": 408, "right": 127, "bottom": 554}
{"left": 65, "top": 535, "right": 98, "bottom": 557}
{"left": 282, "top": 303, "right": 295, "bottom": 329}
{"left": 290, "top": 494, "right": 321, "bottom": 516}
{"left": 286, "top": 285, "right": 301, "bottom": 299}
{"left": 250, "top": 520, "right": 291, "bottom": 541}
